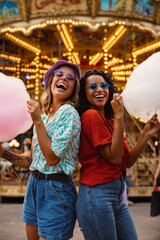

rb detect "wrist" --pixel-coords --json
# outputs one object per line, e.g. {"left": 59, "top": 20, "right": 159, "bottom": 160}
{"left": 114, "top": 114, "right": 123, "bottom": 121}
{"left": 141, "top": 130, "right": 150, "bottom": 141}
{"left": 114, "top": 117, "right": 124, "bottom": 132}
{"left": 34, "top": 118, "right": 43, "bottom": 127}
{"left": 114, "top": 115, "right": 124, "bottom": 128}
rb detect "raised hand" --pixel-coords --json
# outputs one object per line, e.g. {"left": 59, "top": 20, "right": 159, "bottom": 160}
{"left": 143, "top": 114, "right": 160, "bottom": 138}
{"left": 111, "top": 93, "right": 124, "bottom": 119}
{"left": 27, "top": 99, "right": 42, "bottom": 125}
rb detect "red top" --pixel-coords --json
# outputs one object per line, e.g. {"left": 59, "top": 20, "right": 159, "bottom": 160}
{"left": 79, "top": 109, "right": 130, "bottom": 187}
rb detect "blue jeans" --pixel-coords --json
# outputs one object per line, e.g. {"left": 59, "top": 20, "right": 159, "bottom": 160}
{"left": 22, "top": 172, "right": 77, "bottom": 240}
{"left": 76, "top": 176, "right": 138, "bottom": 240}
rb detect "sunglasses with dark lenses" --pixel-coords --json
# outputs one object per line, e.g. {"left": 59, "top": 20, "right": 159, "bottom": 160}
{"left": 87, "top": 82, "right": 110, "bottom": 91}
{"left": 54, "top": 69, "right": 76, "bottom": 82}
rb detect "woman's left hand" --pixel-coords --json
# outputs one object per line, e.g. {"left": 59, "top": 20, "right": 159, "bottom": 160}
{"left": 27, "top": 99, "right": 41, "bottom": 124}
{"left": 143, "top": 114, "right": 160, "bottom": 138}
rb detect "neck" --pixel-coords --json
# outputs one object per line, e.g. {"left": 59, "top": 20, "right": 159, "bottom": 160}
{"left": 51, "top": 99, "right": 63, "bottom": 115}
{"left": 97, "top": 109, "right": 105, "bottom": 117}
{"left": 91, "top": 106, "right": 105, "bottom": 117}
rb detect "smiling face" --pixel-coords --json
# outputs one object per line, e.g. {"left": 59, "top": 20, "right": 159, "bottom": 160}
{"left": 85, "top": 74, "right": 109, "bottom": 115}
{"left": 51, "top": 65, "right": 76, "bottom": 104}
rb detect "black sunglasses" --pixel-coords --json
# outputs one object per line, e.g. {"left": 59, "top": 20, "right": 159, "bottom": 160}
{"left": 86, "top": 82, "right": 110, "bottom": 91}
{"left": 54, "top": 69, "right": 76, "bottom": 82}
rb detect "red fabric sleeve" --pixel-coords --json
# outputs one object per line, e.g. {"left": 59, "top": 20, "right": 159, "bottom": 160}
{"left": 81, "top": 109, "right": 112, "bottom": 149}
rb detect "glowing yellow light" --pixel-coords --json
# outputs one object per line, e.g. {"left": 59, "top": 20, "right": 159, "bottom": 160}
{"left": 61, "top": 24, "right": 74, "bottom": 49}
{"left": 111, "top": 64, "right": 133, "bottom": 71}
{"left": 5, "top": 33, "right": 41, "bottom": 54}
{"left": 72, "top": 52, "right": 80, "bottom": 65}
{"left": 103, "top": 26, "right": 127, "bottom": 51}
{"left": 0, "top": 19, "right": 159, "bottom": 37}
{"left": 0, "top": 54, "right": 21, "bottom": 62}
{"left": 89, "top": 52, "right": 104, "bottom": 65}
{"left": 132, "top": 39, "right": 160, "bottom": 56}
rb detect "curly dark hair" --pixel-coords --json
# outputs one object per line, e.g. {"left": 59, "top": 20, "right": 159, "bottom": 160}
{"left": 76, "top": 69, "right": 117, "bottom": 119}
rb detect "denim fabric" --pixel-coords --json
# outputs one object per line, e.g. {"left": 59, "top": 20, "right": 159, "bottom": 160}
{"left": 76, "top": 176, "right": 138, "bottom": 240}
{"left": 22, "top": 172, "right": 77, "bottom": 240}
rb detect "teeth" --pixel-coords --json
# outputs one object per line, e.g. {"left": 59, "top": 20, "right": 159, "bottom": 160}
{"left": 57, "top": 83, "right": 67, "bottom": 90}
{"left": 95, "top": 95, "right": 104, "bottom": 99}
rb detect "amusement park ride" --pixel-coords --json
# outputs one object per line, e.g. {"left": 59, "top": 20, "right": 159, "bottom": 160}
{"left": 0, "top": 0, "right": 160, "bottom": 199}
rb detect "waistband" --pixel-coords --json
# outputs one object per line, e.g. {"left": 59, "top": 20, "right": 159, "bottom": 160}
{"left": 32, "top": 170, "right": 71, "bottom": 183}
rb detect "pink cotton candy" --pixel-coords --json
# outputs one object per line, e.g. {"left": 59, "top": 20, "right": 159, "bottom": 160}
{"left": 0, "top": 72, "right": 33, "bottom": 142}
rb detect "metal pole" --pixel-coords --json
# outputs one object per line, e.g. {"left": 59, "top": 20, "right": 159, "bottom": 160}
{"left": 58, "top": 33, "right": 62, "bottom": 59}
{"left": 124, "top": 32, "right": 128, "bottom": 137}
{"left": 2, "top": 36, "right": 5, "bottom": 73}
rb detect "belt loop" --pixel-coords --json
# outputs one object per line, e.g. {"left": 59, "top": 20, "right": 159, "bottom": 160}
{"left": 37, "top": 171, "right": 40, "bottom": 179}
{"left": 45, "top": 173, "right": 48, "bottom": 182}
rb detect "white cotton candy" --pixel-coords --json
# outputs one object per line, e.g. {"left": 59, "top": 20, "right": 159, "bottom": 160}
{"left": 121, "top": 51, "right": 160, "bottom": 121}
{"left": 0, "top": 72, "right": 33, "bottom": 142}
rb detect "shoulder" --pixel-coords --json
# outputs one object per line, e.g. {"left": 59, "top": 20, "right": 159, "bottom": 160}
{"left": 60, "top": 104, "right": 80, "bottom": 119}
{"left": 81, "top": 110, "right": 104, "bottom": 131}
{"left": 82, "top": 109, "right": 99, "bottom": 118}
{"left": 81, "top": 109, "right": 103, "bottom": 122}
{"left": 64, "top": 104, "right": 79, "bottom": 114}
{"left": 58, "top": 104, "right": 80, "bottom": 125}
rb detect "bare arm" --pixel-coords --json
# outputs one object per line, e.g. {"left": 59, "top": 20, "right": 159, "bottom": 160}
{"left": 0, "top": 144, "right": 32, "bottom": 169}
{"left": 27, "top": 100, "right": 60, "bottom": 166}
{"left": 127, "top": 114, "right": 160, "bottom": 168}
{"left": 127, "top": 132, "right": 149, "bottom": 168}
{"left": 98, "top": 94, "right": 124, "bottom": 165}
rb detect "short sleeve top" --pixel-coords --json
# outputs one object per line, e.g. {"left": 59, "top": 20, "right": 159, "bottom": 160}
{"left": 30, "top": 104, "right": 81, "bottom": 175}
{"left": 79, "top": 109, "right": 129, "bottom": 187}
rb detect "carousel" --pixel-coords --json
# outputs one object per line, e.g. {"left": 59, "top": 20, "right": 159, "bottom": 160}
{"left": 0, "top": 0, "right": 160, "bottom": 199}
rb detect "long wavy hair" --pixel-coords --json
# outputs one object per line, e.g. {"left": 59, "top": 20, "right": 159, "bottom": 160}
{"left": 41, "top": 67, "right": 80, "bottom": 115}
{"left": 77, "top": 69, "right": 117, "bottom": 119}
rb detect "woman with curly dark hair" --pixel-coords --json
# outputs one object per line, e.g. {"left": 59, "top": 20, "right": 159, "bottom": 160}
{"left": 76, "top": 69, "right": 160, "bottom": 240}
{"left": 77, "top": 69, "right": 116, "bottom": 118}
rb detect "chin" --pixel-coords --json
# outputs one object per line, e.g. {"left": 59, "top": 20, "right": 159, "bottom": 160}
{"left": 95, "top": 102, "right": 106, "bottom": 107}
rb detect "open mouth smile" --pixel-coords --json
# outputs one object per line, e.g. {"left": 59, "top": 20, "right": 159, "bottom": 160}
{"left": 56, "top": 82, "right": 67, "bottom": 90}
{"left": 94, "top": 94, "right": 105, "bottom": 99}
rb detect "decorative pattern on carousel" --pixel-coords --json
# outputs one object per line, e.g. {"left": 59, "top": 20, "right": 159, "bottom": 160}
{"left": 134, "top": 0, "right": 153, "bottom": 16}
{"left": 31, "top": 0, "right": 87, "bottom": 15}
{"left": 101, "top": 0, "right": 125, "bottom": 11}
{"left": 0, "top": 0, "right": 20, "bottom": 18}
{"left": 87, "top": 0, "right": 101, "bottom": 17}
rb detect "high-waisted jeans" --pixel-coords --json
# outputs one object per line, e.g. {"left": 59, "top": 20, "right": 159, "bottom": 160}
{"left": 76, "top": 176, "right": 138, "bottom": 240}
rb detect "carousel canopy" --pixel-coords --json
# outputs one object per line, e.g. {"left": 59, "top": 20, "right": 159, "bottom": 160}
{"left": 0, "top": 0, "right": 160, "bottom": 100}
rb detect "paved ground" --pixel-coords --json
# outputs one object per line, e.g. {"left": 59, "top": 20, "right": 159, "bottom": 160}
{"left": 0, "top": 200, "right": 160, "bottom": 240}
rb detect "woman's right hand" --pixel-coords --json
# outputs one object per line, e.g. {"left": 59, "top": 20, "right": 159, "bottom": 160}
{"left": 27, "top": 99, "right": 42, "bottom": 125}
{"left": 111, "top": 93, "right": 124, "bottom": 119}
{"left": 0, "top": 143, "right": 4, "bottom": 157}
